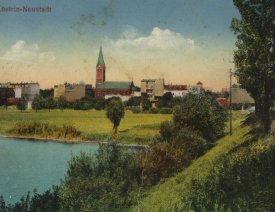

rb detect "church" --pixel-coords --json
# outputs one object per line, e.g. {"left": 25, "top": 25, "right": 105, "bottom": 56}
{"left": 94, "top": 46, "right": 136, "bottom": 101}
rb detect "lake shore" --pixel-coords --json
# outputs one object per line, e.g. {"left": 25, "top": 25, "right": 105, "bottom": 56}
{"left": 0, "top": 134, "right": 148, "bottom": 149}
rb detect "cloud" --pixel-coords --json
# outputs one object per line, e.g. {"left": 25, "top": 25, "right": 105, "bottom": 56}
{"left": 1, "top": 40, "right": 55, "bottom": 63}
{"left": 112, "top": 27, "right": 195, "bottom": 50}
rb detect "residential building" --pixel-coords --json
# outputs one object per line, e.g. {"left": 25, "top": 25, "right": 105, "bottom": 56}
{"left": 54, "top": 83, "right": 93, "bottom": 102}
{"left": 0, "top": 82, "right": 40, "bottom": 108}
{"left": 140, "top": 79, "right": 164, "bottom": 101}
{"left": 164, "top": 84, "right": 188, "bottom": 97}
{"left": 230, "top": 88, "right": 254, "bottom": 104}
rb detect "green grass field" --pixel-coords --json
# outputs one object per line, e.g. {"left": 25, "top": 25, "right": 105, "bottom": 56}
{"left": 133, "top": 112, "right": 275, "bottom": 211}
{"left": 0, "top": 108, "right": 171, "bottom": 144}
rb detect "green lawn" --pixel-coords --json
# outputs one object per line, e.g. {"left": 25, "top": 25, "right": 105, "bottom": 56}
{"left": 133, "top": 112, "right": 275, "bottom": 211}
{"left": 0, "top": 108, "right": 171, "bottom": 144}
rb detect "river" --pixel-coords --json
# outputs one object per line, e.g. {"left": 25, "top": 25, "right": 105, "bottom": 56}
{"left": 0, "top": 137, "right": 98, "bottom": 204}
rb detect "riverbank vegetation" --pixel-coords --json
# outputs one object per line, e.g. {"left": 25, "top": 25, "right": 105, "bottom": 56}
{"left": 0, "top": 108, "right": 171, "bottom": 144}
{"left": 8, "top": 122, "right": 81, "bottom": 140}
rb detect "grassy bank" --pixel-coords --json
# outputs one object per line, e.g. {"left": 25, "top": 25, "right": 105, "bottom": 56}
{"left": 133, "top": 113, "right": 275, "bottom": 211}
{"left": 0, "top": 108, "right": 171, "bottom": 144}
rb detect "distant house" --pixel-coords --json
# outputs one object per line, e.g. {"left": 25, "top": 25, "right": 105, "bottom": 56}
{"left": 164, "top": 84, "right": 188, "bottom": 97}
{"left": 230, "top": 88, "right": 254, "bottom": 104}
{"left": 0, "top": 82, "right": 40, "bottom": 108}
{"left": 0, "top": 84, "right": 15, "bottom": 105}
{"left": 54, "top": 83, "right": 93, "bottom": 102}
{"left": 217, "top": 98, "right": 229, "bottom": 108}
{"left": 140, "top": 79, "right": 164, "bottom": 102}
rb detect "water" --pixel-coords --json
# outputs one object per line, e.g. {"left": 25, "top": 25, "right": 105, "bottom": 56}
{"left": 0, "top": 137, "right": 98, "bottom": 204}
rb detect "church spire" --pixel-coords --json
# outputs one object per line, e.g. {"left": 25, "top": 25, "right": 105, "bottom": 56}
{"left": 96, "top": 45, "right": 106, "bottom": 85}
{"left": 97, "top": 45, "right": 105, "bottom": 67}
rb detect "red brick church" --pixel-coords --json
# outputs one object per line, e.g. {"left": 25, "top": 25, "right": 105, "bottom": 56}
{"left": 94, "top": 46, "right": 136, "bottom": 98}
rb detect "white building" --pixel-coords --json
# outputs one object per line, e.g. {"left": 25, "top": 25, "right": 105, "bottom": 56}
{"left": 164, "top": 85, "right": 188, "bottom": 97}
{"left": 104, "top": 94, "right": 132, "bottom": 102}
{"left": 10, "top": 82, "right": 40, "bottom": 109}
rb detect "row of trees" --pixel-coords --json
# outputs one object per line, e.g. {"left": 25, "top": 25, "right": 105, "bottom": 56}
{"left": 31, "top": 95, "right": 106, "bottom": 111}
{"left": 232, "top": 0, "right": 275, "bottom": 133}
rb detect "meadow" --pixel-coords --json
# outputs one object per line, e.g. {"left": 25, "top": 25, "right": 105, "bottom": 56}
{"left": 134, "top": 112, "right": 275, "bottom": 211}
{"left": 0, "top": 108, "right": 171, "bottom": 144}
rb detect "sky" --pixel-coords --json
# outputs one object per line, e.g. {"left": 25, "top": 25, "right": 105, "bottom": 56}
{"left": 0, "top": 0, "right": 240, "bottom": 90}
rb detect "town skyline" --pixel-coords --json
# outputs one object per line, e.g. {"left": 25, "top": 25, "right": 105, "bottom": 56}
{"left": 0, "top": 0, "right": 240, "bottom": 91}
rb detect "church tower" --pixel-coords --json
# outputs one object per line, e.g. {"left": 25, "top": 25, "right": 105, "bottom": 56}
{"left": 96, "top": 46, "right": 106, "bottom": 85}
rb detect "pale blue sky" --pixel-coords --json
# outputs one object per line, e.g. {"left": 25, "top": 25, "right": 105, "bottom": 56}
{"left": 0, "top": 0, "right": 240, "bottom": 90}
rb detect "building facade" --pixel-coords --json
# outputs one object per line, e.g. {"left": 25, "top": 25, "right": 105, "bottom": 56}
{"left": 96, "top": 46, "right": 106, "bottom": 85}
{"left": 94, "top": 47, "right": 135, "bottom": 100}
{"left": 54, "top": 83, "right": 93, "bottom": 102}
{"left": 164, "top": 84, "right": 188, "bottom": 97}
{"left": 140, "top": 79, "right": 164, "bottom": 101}
{"left": 0, "top": 82, "right": 40, "bottom": 108}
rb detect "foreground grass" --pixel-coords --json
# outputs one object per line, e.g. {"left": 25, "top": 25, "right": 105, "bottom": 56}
{"left": 0, "top": 108, "right": 171, "bottom": 144}
{"left": 133, "top": 112, "right": 275, "bottom": 211}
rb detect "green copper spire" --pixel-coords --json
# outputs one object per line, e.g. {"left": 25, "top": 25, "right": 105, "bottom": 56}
{"left": 97, "top": 45, "right": 105, "bottom": 67}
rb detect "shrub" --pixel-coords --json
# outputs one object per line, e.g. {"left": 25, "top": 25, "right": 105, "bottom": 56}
{"left": 131, "top": 106, "right": 142, "bottom": 113}
{"left": 59, "top": 143, "right": 142, "bottom": 212}
{"left": 159, "top": 107, "right": 173, "bottom": 114}
{"left": 8, "top": 122, "right": 81, "bottom": 139}
{"left": 148, "top": 107, "right": 159, "bottom": 114}
{"left": 140, "top": 129, "right": 207, "bottom": 185}
{"left": 0, "top": 187, "right": 60, "bottom": 212}
{"left": 173, "top": 92, "right": 227, "bottom": 142}
{"left": 16, "top": 96, "right": 27, "bottom": 112}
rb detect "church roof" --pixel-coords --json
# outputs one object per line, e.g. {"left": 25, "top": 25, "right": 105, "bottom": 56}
{"left": 97, "top": 46, "right": 105, "bottom": 67}
{"left": 96, "top": 81, "right": 134, "bottom": 90}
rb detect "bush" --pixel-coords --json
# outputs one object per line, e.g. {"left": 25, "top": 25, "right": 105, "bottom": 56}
{"left": 131, "top": 106, "right": 142, "bottom": 113}
{"left": 0, "top": 187, "right": 60, "bottom": 212}
{"left": 59, "top": 143, "right": 142, "bottom": 211}
{"left": 179, "top": 136, "right": 275, "bottom": 211}
{"left": 140, "top": 129, "right": 207, "bottom": 185}
{"left": 16, "top": 96, "right": 27, "bottom": 112}
{"left": 148, "top": 107, "right": 159, "bottom": 114}
{"left": 9, "top": 122, "right": 81, "bottom": 139}
{"left": 173, "top": 92, "right": 227, "bottom": 142}
{"left": 141, "top": 91, "right": 226, "bottom": 185}
{"left": 159, "top": 107, "right": 173, "bottom": 114}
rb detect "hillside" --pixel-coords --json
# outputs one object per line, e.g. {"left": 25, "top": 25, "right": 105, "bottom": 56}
{"left": 133, "top": 113, "right": 275, "bottom": 211}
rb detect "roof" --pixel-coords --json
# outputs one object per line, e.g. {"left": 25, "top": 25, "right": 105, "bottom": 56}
{"left": 96, "top": 81, "right": 134, "bottom": 90}
{"left": 196, "top": 81, "right": 203, "bottom": 85}
{"left": 164, "top": 85, "right": 187, "bottom": 91}
{"left": 231, "top": 88, "right": 254, "bottom": 104}
{"left": 96, "top": 46, "right": 105, "bottom": 67}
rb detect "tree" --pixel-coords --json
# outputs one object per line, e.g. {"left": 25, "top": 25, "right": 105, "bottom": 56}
{"left": 231, "top": 0, "right": 275, "bottom": 133}
{"left": 125, "top": 96, "right": 142, "bottom": 107}
{"left": 57, "top": 96, "right": 67, "bottom": 111}
{"left": 141, "top": 97, "right": 151, "bottom": 111}
{"left": 45, "top": 97, "right": 56, "bottom": 112}
{"left": 32, "top": 94, "right": 43, "bottom": 112}
{"left": 173, "top": 92, "right": 227, "bottom": 142}
{"left": 156, "top": 92, "right": 173, "bottom": 108}
{"left": 17, "top": 96, "right": 27, "bottom": 112}
{"left": 40, "top": 88, "right": 54, "bottom": 98}
{"left": 106, "top": 99, "right": 125, "bottom": 137}
{"left": 59, "top": 144, "right": 141, "bottom": 211}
